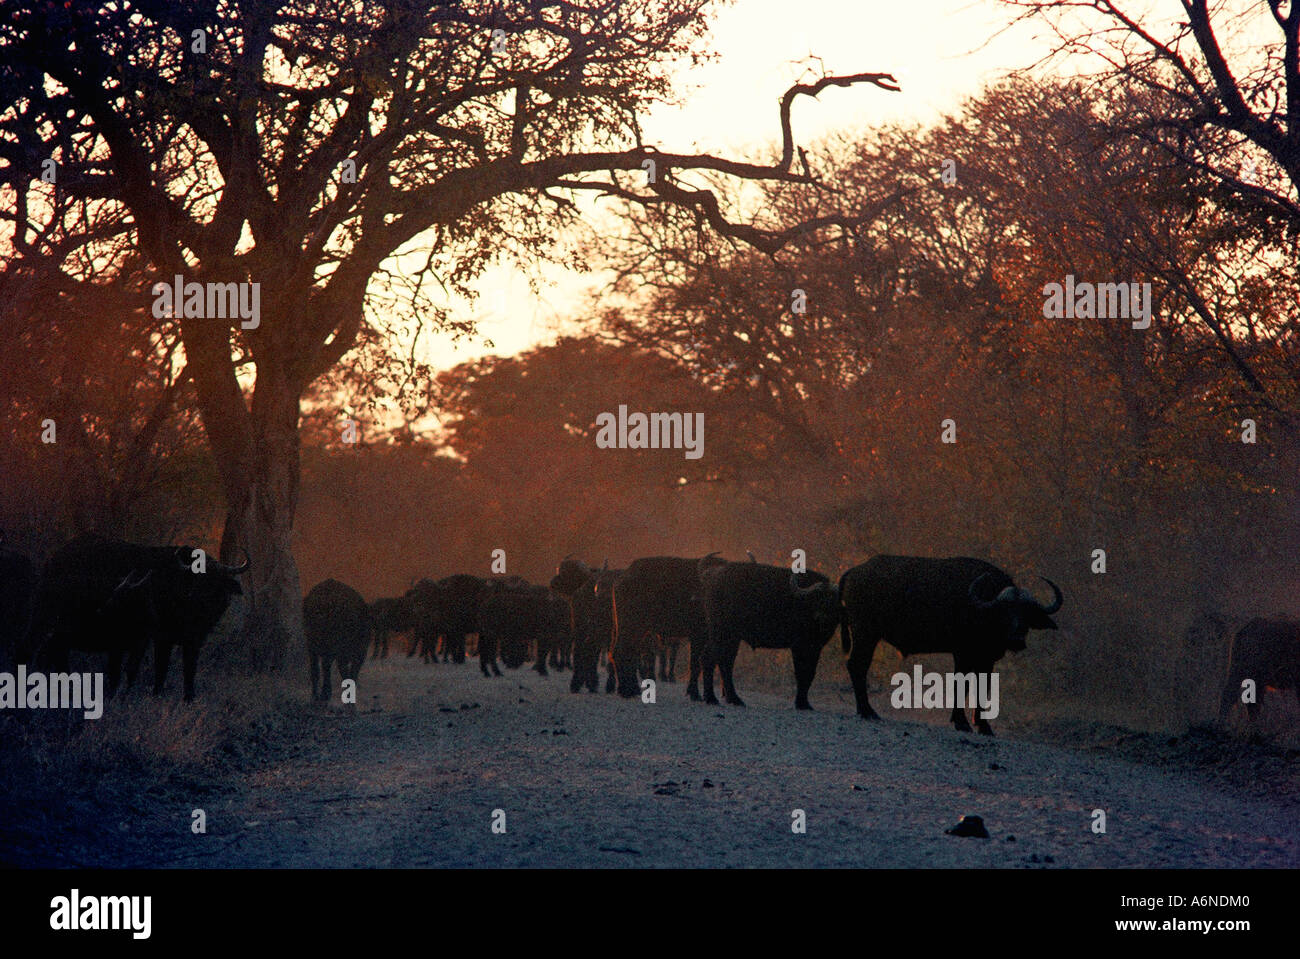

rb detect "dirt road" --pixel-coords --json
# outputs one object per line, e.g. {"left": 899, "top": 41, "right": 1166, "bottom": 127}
{"left": 87, "top": 656, "right": 1298, "bottom": 869}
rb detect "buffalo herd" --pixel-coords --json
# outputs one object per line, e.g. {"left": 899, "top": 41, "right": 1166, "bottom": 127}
{"left": 3, "top": 530, "right": 1298, "bottom": 735}
{"left": 319, "top": 551, "right": 1066, "bottom": 732}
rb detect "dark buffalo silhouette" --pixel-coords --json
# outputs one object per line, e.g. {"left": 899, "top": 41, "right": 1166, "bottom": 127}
{"left": 405, "top": 578, "right": 442, "bottom": 662}
{"left": 433, "top": 574, "right": 486, "bottom": 663}
{"left": 476, "top": 576, "right": 531, "bottom": 676}
{"left": 0, "top": 530, "right": 36, "bottom": 669}
{"left": 840, "top": 555, "right": 1062, "bottom": 734}
{"left": 475, "top": 580, "right": 569, "bottom": 675}
{"left": 551, "top": 558, "right": 622, "bottom": 694}
{"left": 29, "top": 533, "right": 247, "bottom": 700}
{"left": 1219, "top": 617, "right": 1300, "bottom": 726}
{"left": 699, "top": 561, "right": 840, "bottom": 709}
{"left": 370, "top": 595, "right": 416, "bottom": 659}
{"left": 610, "top": 553, "right": 726, "bottom": 699}
{"left": 532, "top": 586, "right": 571, "bottom": 675}
{"left": 402, "top": 574, "right": 486, "bottom": 664}
{"left": 303, "top": 578, "right": 371, "bottom": 702}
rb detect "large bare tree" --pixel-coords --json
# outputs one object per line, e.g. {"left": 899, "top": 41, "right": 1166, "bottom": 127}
{"left": 0, "top": 0, "right": 897, "bottom": 662}
{"left": 1001, "top": 1, "right": 1300, "bottom": 443}
{"left": 1003, "top": 1, "right": 1299, "bottom": 223}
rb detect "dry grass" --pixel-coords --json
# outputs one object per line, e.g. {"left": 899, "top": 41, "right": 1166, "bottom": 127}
{"left": 0, "top": 665, "right": 309, "bottom": 808}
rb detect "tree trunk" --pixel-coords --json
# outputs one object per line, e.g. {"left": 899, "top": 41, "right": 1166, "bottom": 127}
{"left": 218, "top": 372, "right": 304, "bottom": 670}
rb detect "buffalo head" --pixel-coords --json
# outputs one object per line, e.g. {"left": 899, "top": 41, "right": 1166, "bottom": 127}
{"left": 968, "top": 572, "right": 1062, "bottom": 650}
{"left": 790, "top": 572, "right": 841, "bottom": 631}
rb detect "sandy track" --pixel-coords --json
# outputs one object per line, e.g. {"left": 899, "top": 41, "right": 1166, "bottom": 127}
{"left": 124, "top": 657, "right": 1299, "bottom": 868}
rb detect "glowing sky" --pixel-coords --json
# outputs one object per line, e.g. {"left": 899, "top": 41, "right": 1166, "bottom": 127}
{"left": 416, "top": 0, "right": 1058, "bottom": 368}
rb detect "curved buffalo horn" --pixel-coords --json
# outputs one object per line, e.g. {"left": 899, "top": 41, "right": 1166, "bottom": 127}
{"left": 209, "top": 548, "right": 251, "bottom": 575}
{"left": 601, "top": 558, "right": 609, "bottom": 570}
{"left": 697, "top": 551, "right": 722, "bottom": 574}
{"left": 969, "top": 573, "right": 1017, "bottom": 609}
{"left": 747, "top": 551, "right": 757, "bottom": 563}
{"left": 175, "top": 546, "right": 194, "bottom": 569}
{"left": 789, "top": 574, "right": 832, "bottom": 598}
{"left": 562, "top": 553, "right": 575, "bottom": 562}
{"left": 120, "top": 568, "right": 153, "bottom": 590}
{"left": 1034, "top": 576, "right": 1063, "bottom": 614}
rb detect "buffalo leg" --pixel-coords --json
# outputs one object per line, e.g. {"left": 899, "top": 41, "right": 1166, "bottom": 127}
{"left": 612, "top": 632, "right": 641, "bottom": 699}
{"left": 479, "top": 635, "right": 496, "bottom": 677}
{"left": 569, "top": 635, "right": 587, "bottom": 693}
{"left": 570, "top": 631, "right": 593, "bottom": 693}
{"left": 701, "top": 637, "right": 719, "bottom": 706}
{"left": 845, "top": 622, "right": 879, "bottom": 719}
{"left": 792, "top": 642, "right": 821, "bottom": 710}
{"left": 1218, "top": 680, "right": 1240, "bottom": 723}
{"left": 534, "top": 635, "right": 550, "bottom": 676}
{"left": 949, "top": 655, "right": 977, "bottom": 733}
{"left": 310, "top": 654, "right": 321, "bottom": 700}
{"left": 687, "top": 643, "right": 702, "bottom": 701}
{"left": 719, "top": 643, "right": 745, "bottom": 707}
{"left": 666, "top": 643, "right": 678, "bottom": 683}
{"left": 964, "top": 656, "right": 995, "bottom": 735}
{"left": 322, "top": 655, "right": 337, "bottom": 700}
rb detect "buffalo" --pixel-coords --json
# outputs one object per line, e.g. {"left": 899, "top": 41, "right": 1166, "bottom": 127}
{"left": 610, "top": 554, "right": 726, "bottom": 699}
{"left": 304, "top": 579, "right": 371, "bottom": 702}
{"left": 533, "top": 586, "right": 571, "bottom": 675}
{"left": 1219, "top": 617, "right": 1299, "bottom": 727}
{"left": 476, "top": 580, "right": 569, "bottom": 676}
{"left": 699, "top": 561, "right": 840, "bottom": 709}
{"left": 402, "top": 575, "right": 486, "bottom": 664}
{"left": 28, "top": 533, "right": 247, "bottom": 700}
{"left": 435, "top": 574, "right": 486, "bottom": 664}
{"left": 404, "top": 579, "right": 443, "bottom": 663}
{"left": 551, "top": 558, "right": 621, "bottom": 694}
{"left": 475, "top": 576, "right": 530, "bottom": 676}
{"left": 370, "top": 595, "right": 416, "bottom": 659}
{"left": 839, "top": 555, "right": 1062, "bottom": 734}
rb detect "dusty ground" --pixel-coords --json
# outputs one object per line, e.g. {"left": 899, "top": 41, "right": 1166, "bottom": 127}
{"left": 4, "top": 653, "right": 1295, "bottom": 868}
